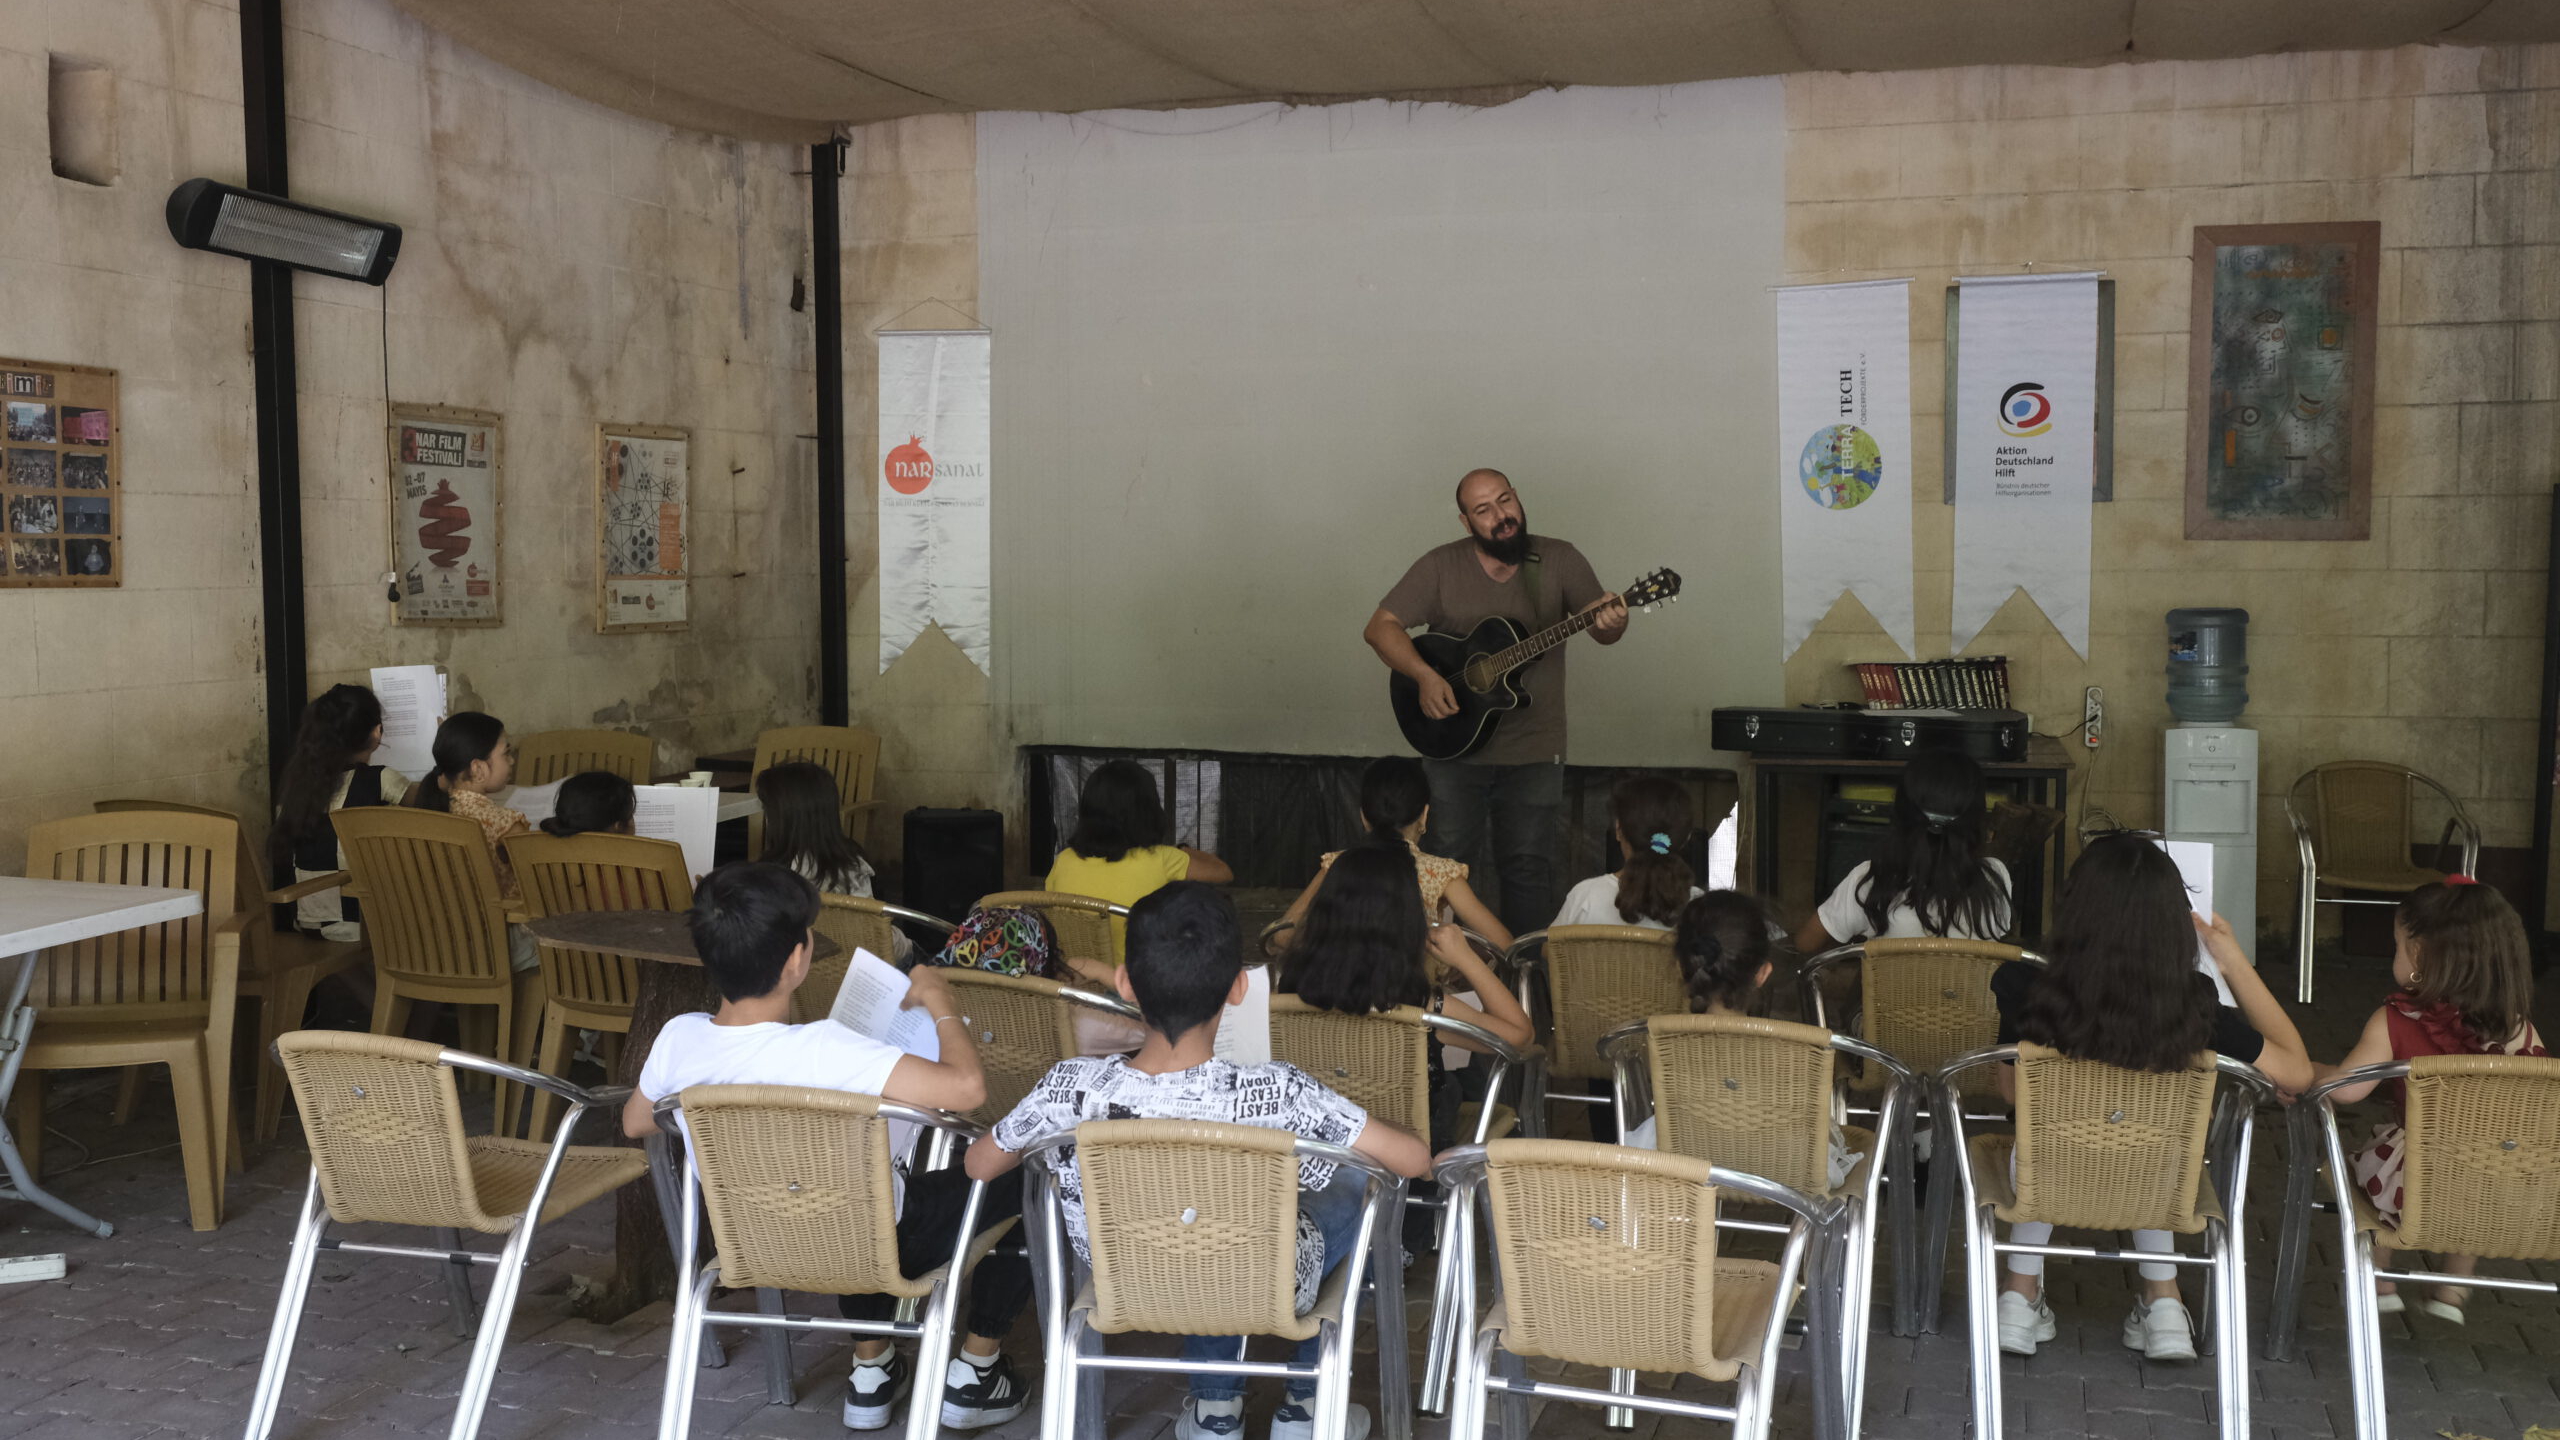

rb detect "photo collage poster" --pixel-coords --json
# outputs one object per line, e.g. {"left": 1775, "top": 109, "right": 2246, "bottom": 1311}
{"left": 389, "top": 404, "right": 502, "bottom": 624}
{"left": 597, "top": 425, "right": 689, "bottom": 631}
{"left": 0, "top": 359, "right": 118, "bottom": 587}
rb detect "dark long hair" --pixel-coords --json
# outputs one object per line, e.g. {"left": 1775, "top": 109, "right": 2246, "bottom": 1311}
{"left": 408, "top": 712, "right": 505, "bottom": 815}
{"left": 2016, "top": 834, "right": 2216, "bottom": 1072}
{"left": 1613, "top": 777, "right": 1695, "bottom": 926}
{"left": 1279, "top": 842, "right": 1432, "bottom": 1016}
{"left": 1358, "top": 756, "right": 1432, "bottom": 844}
{"left": 2398, "top": 881, "right": 2537, "bottom": 1046}
{"left": 274, "top": 684, "right": 384, "bottom": 850}
{"left": 1674, "top": 891, "right": 1773, "bottom": 1014}
{"left": 756, "top": 761, "right": 870, "bottom": 891}
{"left": 540, "top": 771, "right": 637, "bottom": 838}
{"left": 1066, "top": 760, "right": 1166, "bottom": 864}
{"left": 1857, "top": 748, "right": 2008, "bottom": 939}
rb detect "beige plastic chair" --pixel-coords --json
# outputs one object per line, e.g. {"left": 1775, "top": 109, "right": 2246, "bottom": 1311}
{"left": 512, "top": 728, "right": 657, "bottom": 786}
{"left": 11, "top": 811, "right": 247, "bottom": 1231}
{"left": 1435, "top": 1138, "right": 1832, "bottom": 1440}
{"left": 2280, "top": 1055, "right": 2560, "bottom": 1439}
{"left": 334, "top": 807, "right": 548, "bottom": 1136}
{"left": 749, "top": 725, "right": 884, "bottom": 854}
{"left": 94, "top": 797, "right": 372, "bottom": 1145}
{"left": 1601, "top": 1014, "right": 1913, "bottom": 1436}
{"left": 1503, "top": 926, "right": 1684, "bottom": 1126}
{"left": 1017, "top": 1118, "right": 1407, "bottom": 1440}
{"left": 978, "top": 890, "right": 1128, "bottom": 971}
{"left": 244, "top": 1030, "right": 643, "bottom": 1440}
{"left": 508, "top": 831, "right": 692, "bottom": 1138}
{"left": 1940, "top": 1043, "right": 2272, "bottom": 1440}
{"left": 2286, "top": 762, "right": 2480, "bottom": 1003}
{"left": 655, "top": 1084, "right": 1010, "bottom": 1440}
{"left": 795, "top": 895, "right": 959, "bottom": 1025}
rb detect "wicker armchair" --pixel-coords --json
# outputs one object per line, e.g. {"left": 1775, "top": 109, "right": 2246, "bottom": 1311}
{"left": 927, "top": 970, "right": 1142, "bottom": 1127}
{"left": 654, "top": 1085, "right": 1008, "bottom": 1439}
{"left": 1435, "top": 1139, "right": 1836, "bottom": 1440}
{"left": 749, "top": 724, "right": 884, "bottom": 854}
{"left": 508, "top": 831, "right": 693, "bottom": 1137}
{"left": 244, "top": 1031, "right": 642, "bottom": 1440}
{"left": 1503, "top": 926, "right": 1684, "bottom": 1127}
{"left": 979, "top": 890, "right": 1128, "bottom": 972}
{"left": 2286, "top": 763, "right": 2480, "bottom": 1003}
{"left": 796, "top": 895, "right": 959, "bottom": 1025}
{"left": 2269, "top": 1055, "right": 2560, "bottom": 1437}
{"left": 512, "top": 728, "right": 657, "bottom": 785}
{"left": 1939, "top": 1043, "right": 2272, "bottom": 1440}
{"left": 1017, "top": 1118, "right": 1406, "bottom": 1440}
{"left": 1602, "top": 1014, "right": 1914, "bottom": 1436}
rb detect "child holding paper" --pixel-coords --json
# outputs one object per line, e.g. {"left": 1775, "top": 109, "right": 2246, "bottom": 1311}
{"left": 623, "top": 862, "right": 1033, "bottom": 1432}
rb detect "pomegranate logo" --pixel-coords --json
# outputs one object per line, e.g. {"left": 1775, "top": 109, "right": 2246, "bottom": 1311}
{"left": 885, "top": 436, "right": 933, "bottom": 495}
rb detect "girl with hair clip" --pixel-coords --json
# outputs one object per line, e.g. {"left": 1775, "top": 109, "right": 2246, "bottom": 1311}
{"left": 2316, "top": 876, "right": 2545, "bottom": 1326}
{"left": 407, "top": 712, "right": 540, "bottom": 971}
{"left": 1987, "top": 833, "right": 2313, "bottom": 1362}
{"left": 1793, "top": 747, "right": 2012, "bottom": 954}
{"left": 272, "top": 683, "right": 404, "bottom": 940}
{"left": 1553, "top": 776, "right": 1704, "bottom": 931}
{"left": 1279, "top": 756, "right": 1511, "bottom": 950}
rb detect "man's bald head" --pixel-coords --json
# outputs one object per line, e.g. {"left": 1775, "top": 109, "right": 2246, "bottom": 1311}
{"left": 1455, "top": 469, "right": 1511, "bottom": 510}
{"left": 1453, "top": 468, "right": 1530, "bottom": 564}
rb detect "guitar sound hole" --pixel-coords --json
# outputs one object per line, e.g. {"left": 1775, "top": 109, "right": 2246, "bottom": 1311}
{"left": 1461, "top": 661, "right": 1493, "bottom": 693}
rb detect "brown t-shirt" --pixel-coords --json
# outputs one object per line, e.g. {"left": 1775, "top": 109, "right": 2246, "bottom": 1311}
{"left": 1379, "top": 536, "right": 1604, "bottom": 765}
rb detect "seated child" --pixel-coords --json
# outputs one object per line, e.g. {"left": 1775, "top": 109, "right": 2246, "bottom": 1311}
{"left": 1551, "top": 776, "right": 1704, "bottom": 932}
{"left": 538, "top": 770, "right": 637, "bottom": 839}
{"left": 1279, "top": 756, "right": 1511, "bottom": 951}
{"left": 624, "top": 862, "right": 1031, "bottom": 1433}
{"left": 407, "top": 711, "right": 540, "bottom": 971}
{"left": 967, "top": 882, "right": 1430, "bottom": 1440}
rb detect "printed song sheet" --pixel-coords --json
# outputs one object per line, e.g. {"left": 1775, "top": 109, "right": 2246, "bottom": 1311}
{"left": 827, "top": 948, "right": 942, "bottom": 1061}
{"left": 369, "top": 665, "right": 446, "bottom": 778}
{"left": 633, "top": 784, "right": 721, "bottom": 880}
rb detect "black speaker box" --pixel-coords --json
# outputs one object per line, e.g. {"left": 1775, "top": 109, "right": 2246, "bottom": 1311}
{"left": 903, "top": 807, "right": 1004, "bottom": 927}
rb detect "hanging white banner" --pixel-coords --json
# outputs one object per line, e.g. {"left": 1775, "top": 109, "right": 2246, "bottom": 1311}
{"left": 1775, "top": 280, "right": 1914, "bottom": 660}
{"left": 877, "top": 330, "right": 992, "bottom": 674}
{"left": 1952, "top": 273, "right": 2098, "bottom": 658}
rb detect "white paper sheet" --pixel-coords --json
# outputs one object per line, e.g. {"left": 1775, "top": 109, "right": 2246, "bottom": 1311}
{"left": 2161, "top": 838, "right": 2236, "bottom": 1005}
{"left": 634, "top": 784, "right": 721, "bottom": 881}
{"left": 370, "top": 665, "right": 446, "bottom": 778}
{"left": 826, "top": 947, "right": 942, "bottom": 1060}
{"left": 501, "top": 779, "right": 566, "bottom": 829}
{"left": 1213, "top": 964, "right": 1272, "bottom": 1067}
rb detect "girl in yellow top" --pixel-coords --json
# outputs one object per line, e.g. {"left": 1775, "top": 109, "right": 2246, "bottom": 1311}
{"left": 1043, "top": 760, "right": 1231, "bottom": 968}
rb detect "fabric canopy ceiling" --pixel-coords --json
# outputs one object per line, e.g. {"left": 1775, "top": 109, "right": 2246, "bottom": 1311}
{"left": 392, "top": 0, "right": 2560, "bottom": 142}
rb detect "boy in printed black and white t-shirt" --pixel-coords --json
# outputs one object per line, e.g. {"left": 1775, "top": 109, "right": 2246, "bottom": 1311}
{"left": 968, "top": 882, "right": 1430, "bottom": 1440}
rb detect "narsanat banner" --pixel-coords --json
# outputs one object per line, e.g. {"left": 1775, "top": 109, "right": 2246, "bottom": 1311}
{"left": 1775, "top": 279, "right": 1914, "bottom": 661}
{"left": 1952, "top": 273, "right": 2099, "bottom": 658}
{"left": 877, "top": 330, "right": 992, "bottom": 675}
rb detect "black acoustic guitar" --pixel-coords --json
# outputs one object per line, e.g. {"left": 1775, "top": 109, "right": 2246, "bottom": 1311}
{"left": 1389, "top": 567, "right": 1682, "bottom": 760}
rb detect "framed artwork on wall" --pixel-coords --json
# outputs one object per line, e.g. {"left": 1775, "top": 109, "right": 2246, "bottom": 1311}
{"left": 596, "top": 422, "right": 689, "bottom": 633}
{"left": 0, "top": 357, "right": 119, "bottom": 588}
{"left": 388, "top": 403, "right": 503, "bottom": 625}
{"left": 2184, "top": 221, "right": 2380, "bottom": 541}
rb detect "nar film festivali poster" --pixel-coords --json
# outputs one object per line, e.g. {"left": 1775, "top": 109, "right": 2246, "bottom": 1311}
{"left": 1775, "top": 279, "right": 1914, "bottom": 661}
{"left": 390, "top": 405, "right": 501, "bottom": 625}
{"left": 1952, "top": 273, "right": 2098, "bottom": 657}
{"left": 877, "top": 330, "right": 991, "bottom": 675}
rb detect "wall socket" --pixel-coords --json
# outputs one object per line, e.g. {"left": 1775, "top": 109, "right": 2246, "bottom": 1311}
{"left": 2083, "top": 685, "right": 2105, "bottom": 748}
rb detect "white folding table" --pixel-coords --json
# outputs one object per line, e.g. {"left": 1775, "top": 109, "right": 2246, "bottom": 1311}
{"left": 0, "top": 876, "right": 204, "bottom": 1238}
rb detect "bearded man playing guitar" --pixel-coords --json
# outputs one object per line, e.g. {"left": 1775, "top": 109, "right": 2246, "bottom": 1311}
{"left": 1364, "top": 469, "right": 1629, "bottom": 937}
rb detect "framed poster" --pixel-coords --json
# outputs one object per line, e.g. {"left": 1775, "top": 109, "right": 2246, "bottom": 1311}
{"left": 0, "top": 358, "right": 118, "bottom": 588}
{"left": 596, "top": 423, "right": 689, "bottom": 632}
{"left": 389, "top": 403, "right": 502, "bottom": 624}
{"left": 2185, "top": 221, "right": 2379, "bottom": 541}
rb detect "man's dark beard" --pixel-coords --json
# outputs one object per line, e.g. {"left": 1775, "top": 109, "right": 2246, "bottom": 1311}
{"left": 1473, "top": 516, "right": 1531, "bottom": 566}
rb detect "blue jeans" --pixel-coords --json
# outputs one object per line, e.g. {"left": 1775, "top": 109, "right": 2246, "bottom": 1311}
{"left": 1180, "top": 1171, "right": 1370, "bottom": 1403}
{"left": 1421, "top": 760, "right": 1564, "bottom": 938}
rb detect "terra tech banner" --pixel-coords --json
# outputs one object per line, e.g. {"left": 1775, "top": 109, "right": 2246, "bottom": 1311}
{"left": 1774, "top": 279, "right": 1914, "bottom": 661}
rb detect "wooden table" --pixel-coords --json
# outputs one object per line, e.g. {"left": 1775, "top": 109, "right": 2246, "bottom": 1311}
{"left": 0, "top": 877, "right": 204, "bottom": 1238}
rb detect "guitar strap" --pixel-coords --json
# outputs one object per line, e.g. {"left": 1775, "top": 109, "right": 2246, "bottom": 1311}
{"left": 1520, "top": 547, "right": 1547, "bottom": 624}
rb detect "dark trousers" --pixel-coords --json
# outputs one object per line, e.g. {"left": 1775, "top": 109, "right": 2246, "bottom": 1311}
{"left": 838, "top": 1164, "right": 1033, "bottom": 1341}
{"left": 1421, "top": 759, "right": 1564, "bottom": 938}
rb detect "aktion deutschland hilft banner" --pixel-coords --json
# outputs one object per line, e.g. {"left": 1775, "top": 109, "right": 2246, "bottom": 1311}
{"left": 1951, "top": 273, "right": 2098, "bottom": 658}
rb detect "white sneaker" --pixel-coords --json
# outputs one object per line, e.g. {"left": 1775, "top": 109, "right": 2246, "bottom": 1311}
{"left": 1270, "top": 1399, "right": 1371, "bottom": 1440}
{"left": 1997, "top": 1291, "right": 2056, "bottom": 1356}
{"left": 2122, "top": 1297, "right": 2196, "bottom": 1361}
{"left": 1177, "top": 1398, "right": 1246, "bottom": 1440}
{"left": 842, "top": 1353, "right": 911, "bottom": 1431}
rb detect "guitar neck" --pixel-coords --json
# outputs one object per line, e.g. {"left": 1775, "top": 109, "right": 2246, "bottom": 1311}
{"left": 1484, "top": 605, "right": 1603, "bottom": 676}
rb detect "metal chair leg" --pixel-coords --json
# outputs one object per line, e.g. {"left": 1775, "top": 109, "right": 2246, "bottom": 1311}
{"left": 1885, "top": 1120, "right": 1921, "bottom": 1337}
{"left": 1918, "top": 1106, "right": 1960, "bottom": 1334}
{"left": 1964, "top": 1205, "right": 2002, "bottom": 1440}
{"left": 1418, "top": 1200, "right": 1465, "bottom": 1415}
{"left": 2266, "top": 1104, "right": 2321, "bottom": 1362}
{"left": 645, "top": 1134, "right": 724, "bottom": 1370}
{"left": 2212, "top": 1220, "right": 2250, "bottom": 1440}
{"left": 243, "top": 1172, "right": 330, "bottom": 1440}
{"left": 1074, "top": 1316, "right": 1106, "bottom": 1440}
{"left": 902, "top": 1280, "right": 961, "bottom": 1440}
{"left": 432, "top": 1227, "right": 479, "bottom": 1338}
{"left": 755, "top": 1288, "right": 794, "bottom": 1404}
{"left": 1801, "top": 1213, "right": 1850, "bottom": 1440}
{"left": 2341, "top": 1231, "right": 2389, "bottom": 1440}
{"left": 659, "top": 1264, "right": 719, "bottom": 1440}
{"left": 2295, "top": 866, "right": 2319, "bottom": 1005}
{"left": 1369, "top": 1193, "right": 1412, "bottom": 1440}
{"left": 447, "top": 1217, "right": 540, "bottom": 1440}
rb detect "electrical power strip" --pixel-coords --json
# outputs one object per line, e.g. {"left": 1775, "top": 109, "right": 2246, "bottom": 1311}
{"left": 0, "top": 1253, "right": 66, "bottom": 1285}
{"left": 2083, "top": 685, "right": 2105, "bottom": 749}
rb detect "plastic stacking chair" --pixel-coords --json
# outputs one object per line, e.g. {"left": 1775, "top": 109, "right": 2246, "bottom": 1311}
{"left": 1503, "top": 926, "right": 1684, "bottom": 1130}
{"left": 245, "top": 1031, "right": 643, "bottom": 1440}
{"left": 334, "top": 808, "right": 547, "bottom": 1136}
{"left": 2271, "top": 1055, "right": 2560, "bottom": 1438}
{"left": 978, "top": 890, "right": 1128, "bottom": 971}
{"left": 508, "top": 831, "right": 692, "bottom": 1138}
{"left": 1601, "top": 1015, "right": 1913, "bottom": 1437}
{"left": 93, "top": 798, "right": 371, "bottom": 1146}
{"left": 795, "top": 895, "right": 959, "bottom": 1024}
{"left": 1017, "top": 1118, "right": 1407, "bottom": 1440}
{"left": 1798, "top": 937, "right": 2044, "bottom": 1334}
{"left": 2286, "top": 763, "right": 2480, "bottom": 1003}
{"left": 1939, "top": 1043, "right": 2272, "bottom": 1440}
{"left": 512, "top": 728, "right": 657, "bottom": 785}
{"left": 655, "top": 1085, "right": 1009, "bottom": 1440}
{"left": 1434, "top": 1139, "right": 1839, "bottom": 1440}
{"left": 749, "top": 725, "right": 883, "bottom": 854}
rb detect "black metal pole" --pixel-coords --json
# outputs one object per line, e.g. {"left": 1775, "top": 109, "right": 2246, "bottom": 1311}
{"left": 812, "top": 139, "right": 849, "bottom": 727}
{"left": 242, "top": 0, "right": 306, "bottom": 782}
{"left": 2532, "top": 481, "right": 2560, "bottom": 968}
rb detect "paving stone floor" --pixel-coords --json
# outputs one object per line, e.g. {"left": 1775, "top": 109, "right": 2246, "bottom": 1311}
{"left": 4, "top": 931, "right": 2557, "bottom": 1440}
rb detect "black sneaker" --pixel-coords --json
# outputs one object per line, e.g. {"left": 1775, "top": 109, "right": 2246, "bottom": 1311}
{"left": 843, "top": 1352, "right": 911, "bottom": 1431}
{"left": 940, "top": 1352, "right": 1031, "bottom": 1430}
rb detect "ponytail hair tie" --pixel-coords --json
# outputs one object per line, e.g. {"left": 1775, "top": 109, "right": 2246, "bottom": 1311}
{"left": 1921, "top": 808, "right": 1959, "bottom": 834}
{"left": 1648, "top": 832, "right": 1674, "bottom": 855}
{"left": 2443, "top": 874, "right": 2481, "bottom": 887}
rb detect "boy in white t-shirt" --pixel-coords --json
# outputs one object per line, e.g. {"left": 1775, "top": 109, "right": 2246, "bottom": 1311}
{"left": 622, "top": 862, "right": 1029, "bottom": 1434}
